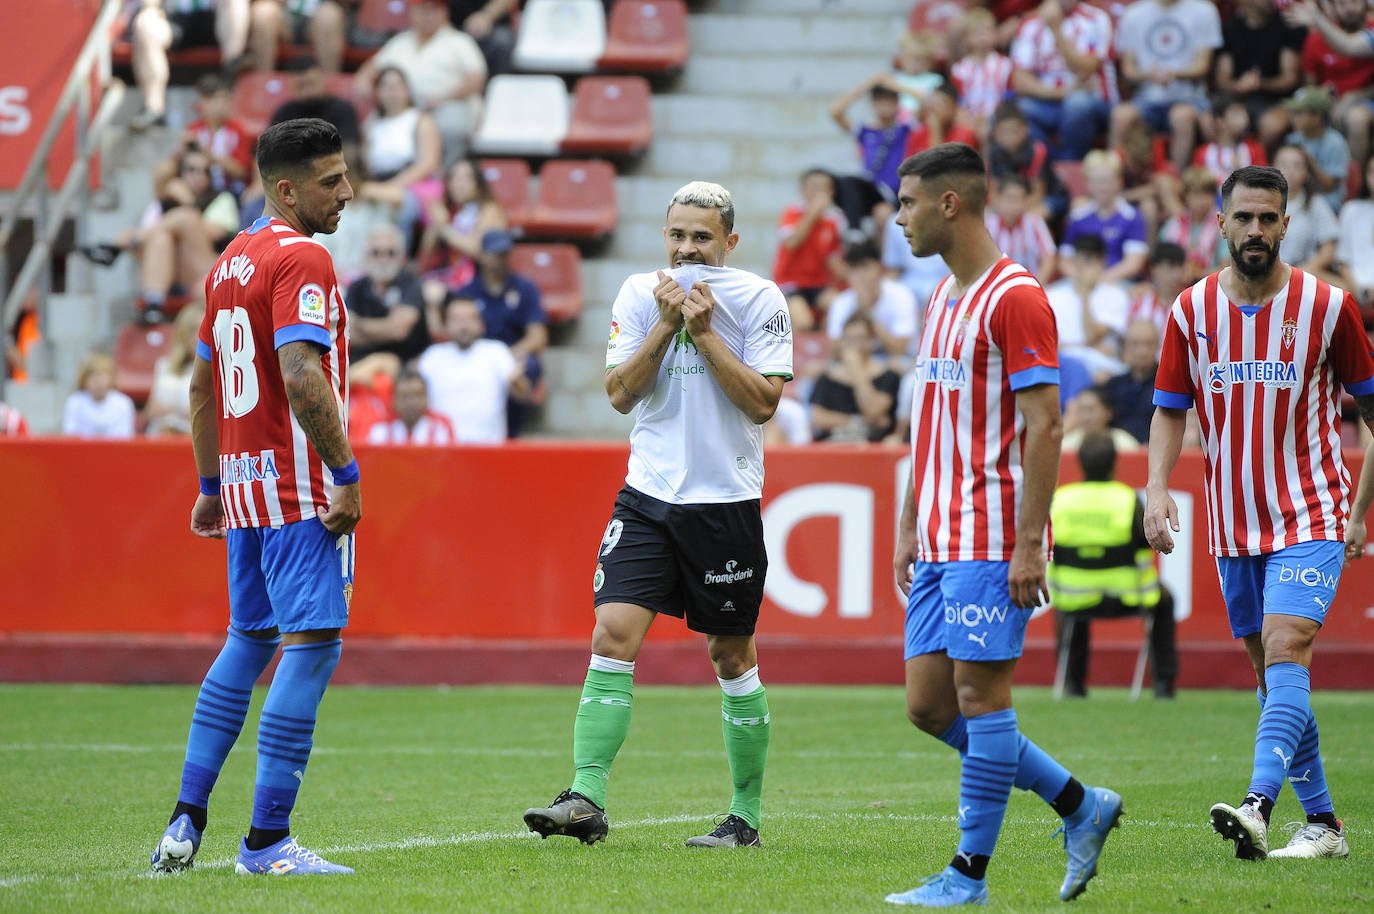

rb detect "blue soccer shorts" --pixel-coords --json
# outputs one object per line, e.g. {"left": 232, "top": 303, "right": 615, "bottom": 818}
{"left": 1215, "top": 540, "right": 1344, "bottom": 639}
{"left": 904, "top": 560, "right": 1034, "bottom": 662}
{"left": 227, "top": 517, "right": 354, "bottom": 634}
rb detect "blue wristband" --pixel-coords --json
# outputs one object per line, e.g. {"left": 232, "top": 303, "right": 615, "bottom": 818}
{"left": 199, "top": 475, "right": 221, "bottom": 497}
{"left": 330, "top": 459, "right": 360, "bottom": 486}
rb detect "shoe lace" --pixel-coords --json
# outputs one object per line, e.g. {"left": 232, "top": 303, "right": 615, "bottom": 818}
{"left": 282, "top": 840, "right": 326, "bottom": 867}
{"left": 1277, "top": 821, "right": 1334, "bottom": 842}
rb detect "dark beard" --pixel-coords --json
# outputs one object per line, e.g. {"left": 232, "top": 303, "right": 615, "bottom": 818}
{"left": 1229, "top": 239, "right": 1276, "bottom": 279}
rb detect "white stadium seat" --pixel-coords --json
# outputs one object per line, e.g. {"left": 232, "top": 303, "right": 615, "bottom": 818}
{"left": 511, "top": 0, "right": 607, "bottom": 74}
{"left": 471, "top": 75, "right": 570, "bottom": 157}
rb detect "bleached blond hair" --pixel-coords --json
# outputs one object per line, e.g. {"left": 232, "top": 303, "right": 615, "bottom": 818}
{"left": 666, "top": 181, "right": 735, "bottom": 232}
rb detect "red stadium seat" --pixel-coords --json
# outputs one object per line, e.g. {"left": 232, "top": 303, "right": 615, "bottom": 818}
{"left": 508, "top": 243, "right": 584, "bottom": 323}
{"left": 355, "top": 0, "right": 411, "bottom": 37}
{"left": 523, "top": 159, "right": 618, "bottom": 242}
{"left": 231, "top": 70, "right": 294, "bottom": 137}
{"left": 561, "top": 75, "right": 653, "bottom": 157}
{"left": 598, "top": 0, "right": 689, "bottom": 74}
{"left": 113, "top": 323, "right": 175, "bottom": 408}
{"left": 479, "top": 158, "right": 533, "bottom": 232}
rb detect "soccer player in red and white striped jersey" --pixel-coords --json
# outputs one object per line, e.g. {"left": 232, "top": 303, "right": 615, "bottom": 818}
{"left": 886, "top": 144, "right": 1121, "bottom": 907}
{"left": 1146, "top": 165, "right": 1374, "bottom": 862}
{"left": 151, "top": 119, "right": 359, "bottom": 878}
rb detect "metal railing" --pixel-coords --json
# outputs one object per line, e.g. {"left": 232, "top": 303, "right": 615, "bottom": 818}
{"left": 0, "top": 0, "right": 125, "bottom": 395}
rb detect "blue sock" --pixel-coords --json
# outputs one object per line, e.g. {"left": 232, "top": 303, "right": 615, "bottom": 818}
{"left": 1257, "top": 685, "right": 1333, "bottom": 816}
{"left": 250, "top": 639, "right": 341, "bottom": 832}
{"left": 957, "top": 709, "right": 1019, "bottom": 860}
{"left": 937, "top": 715, "right": 1070, "bottom": 802}
{"left": 1249, "top": 662, "right": 1310, "bottom": 804}
{"left": 178, "top": 628, "right": 279, "bottom": 809}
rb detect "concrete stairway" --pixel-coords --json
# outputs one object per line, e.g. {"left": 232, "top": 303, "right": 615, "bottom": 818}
{"left": 535, "top": 0, "right": 912, "bottom": 439}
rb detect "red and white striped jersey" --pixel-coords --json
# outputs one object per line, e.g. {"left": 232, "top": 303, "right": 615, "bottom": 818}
{"left": 1010, "top": 5, "right": 1119, "bottom": 103}
{"left": 0, "top": 402, "right": 27, "bottom": 436}
{"left": 985, "top": 211, "right": 1055, "bottom": 278}
{"left": 197, "top": 216, "right": 349, "bottom": 529}
{"left": 910, "top": 257, "right": 1061, "bottom": 562}
{"left": 1126, "top": 287, "right": 1172, "bottom": 341}
{"left": 367, "top": 412, "right": 456, "bottom": 445}
{"left": 950, "top": 52, "right": 1015, "bottom": 126}
{"left": 1192, "top": 140, "right": 1267, "bottom": 176}
{"left": 1154, "top": 269, "right": 1374, "bottom": 556}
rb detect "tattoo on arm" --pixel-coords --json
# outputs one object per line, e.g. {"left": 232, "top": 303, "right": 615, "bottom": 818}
{"left": 615, "top": 369, "right": 640, "bottom": 401}
{"left": 280, "top": 343, "right": 352, "bottom": 468}
{"left": 648, "top": 335, "right": 672, "bottom": 363}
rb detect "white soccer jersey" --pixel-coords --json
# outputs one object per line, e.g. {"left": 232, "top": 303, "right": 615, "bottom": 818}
{"left": 606, "top": 264, "right": 794, "bottom": 504}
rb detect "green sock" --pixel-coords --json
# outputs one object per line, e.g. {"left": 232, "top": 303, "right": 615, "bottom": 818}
{"left": 722, "top": 687, "right": 770, "bottom": 829}
{"left": 568, "top": 668, "right": 633, "bottom": 808}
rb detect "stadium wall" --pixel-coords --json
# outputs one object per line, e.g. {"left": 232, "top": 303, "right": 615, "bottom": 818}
{"left": 3, "top": 440, "right": 1373, "bottom": 690}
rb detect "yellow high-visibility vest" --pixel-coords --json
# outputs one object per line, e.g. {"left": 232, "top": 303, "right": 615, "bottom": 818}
{"left": 1048, "top": 480, "right": 1160, "bottom": 613}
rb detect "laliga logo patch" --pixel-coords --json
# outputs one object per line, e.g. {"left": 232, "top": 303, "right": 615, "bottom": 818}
{"left": 607, "top": 320, "right": 620, "bottom": 348}
{"left": 298, "top": 283, "right": 327, "bottom": 326}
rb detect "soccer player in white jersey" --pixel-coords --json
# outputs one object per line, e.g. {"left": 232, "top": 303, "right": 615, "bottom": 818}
{"left": 149, "top": 118, "right": 359, "bottom": 876}
{"left": 1146, "top": 164, "right": 1374, "bottom": 861}
{"left": 887, "top": 144, "right": 1122, "bottom": 907}
{"left": 523, "top": 182, "right": 793, "bottom": 849}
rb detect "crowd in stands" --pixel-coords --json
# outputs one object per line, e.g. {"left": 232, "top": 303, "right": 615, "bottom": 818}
{"left": 776, "top": 0, "right": 1374, "bottom": 449}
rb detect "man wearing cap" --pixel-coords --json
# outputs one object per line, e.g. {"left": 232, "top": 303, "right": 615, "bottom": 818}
{"left": 353, "top": 0, "right": 486, "bottom": 165}
{"left": 452, "top": 229, "right": 549, "bottom": 437}
{"left": 1284, "top": 85, "right": 1351, "bottom": 211}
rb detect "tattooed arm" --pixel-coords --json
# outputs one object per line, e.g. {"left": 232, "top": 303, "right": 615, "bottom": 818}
{"left": 604, "top": 271, "right": 686, "bottom": 414}
{"left": 279, "top": 340, "right": 360, "bottom": 533}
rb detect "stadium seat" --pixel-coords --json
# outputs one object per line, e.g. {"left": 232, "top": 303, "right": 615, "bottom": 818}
{"left": 509, "top": 243, "right": 584, "bottom": 322}
{"left": 598, "top": 0, "right": 689, "bottom": 75}
{"left": 511, "top": 0, "right": 607, "bottom": 74}
{"left": 470, "top": 75, "right": 570, "bottom": 157}
{"left": 355, "top": 0, "right": 411, "bottom": 40}
{"left": 560, "top": 76, "right": 653, "bottom": 157}
{"left": 231, "top": 70, "right": 294, "bottom": 137}
{"left": 522, "top": 159, "right": 619, "bottom": 242}
{"left": 113, "top": 323, "right": 175, "bottom": 408}
{"left": 479, "top": 158, "right": 533, "bottom": 232}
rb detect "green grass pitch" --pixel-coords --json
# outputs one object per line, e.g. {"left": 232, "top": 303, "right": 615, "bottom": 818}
{"left": 2, "top": 684, "right": 1373, "bottom": 913}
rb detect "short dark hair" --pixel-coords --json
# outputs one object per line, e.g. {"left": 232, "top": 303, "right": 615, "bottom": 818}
{"left": 801, "top": 167, "right": 834, "bottom": 186}
{"left": 991, "top": 101, "right": 1026, "bottom": 126}
{"left": 1071, "top": 234, "right": 1107, "bottom": 259}
{"left": 1151, "top": 241, "right": 1187, "bottom": 266}
{"left": 1221, "top": 165, "right": 1288, "bottom": 212}
{"left": 195, "top": 73, "right": 230, "bottom": 97}
{"left": 842, "top": 239, "right": 881, "bottom": 266}
{"left": 897, "top": 142, "right": 988, "bottom": 210}
{"left": 1077, "top": 431, "right": 1117, "bottom": 482}
{"left": 994, "top": 173, "right": 1031, "bottom": 195}
{"left": 256, "top": 118, "right": 342, "bottom": 185}
{"left": 395, "top": 366, "right": 427, "bottom": 388}
{"left": 870, "top": 84, "right": 899, "bottom": 102}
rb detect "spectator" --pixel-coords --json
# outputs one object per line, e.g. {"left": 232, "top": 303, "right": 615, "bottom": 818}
{"left": 1126, "top": 242, "right": 1189, "bottom": 338}
{"left": 1193, "top": 94, "right": 1269, "bottom": 176}
{"left": 1283, "top": 86, "right": 1351, "bottom": 212}
{"left": 346, "top": 224, "right": 430, "bottom": 363}
{"left": 1102, "top": 319, "right": 1163, "bottom": 444}
{"left": 1273, "top": 143, "right": 1342, "bottom": 285}
{"left": 825, "top": 240, "right": 918, "bottom": 360}
{"left": 144, "top": 304, "right": 205, "bottom": 436}
{"left": 888, "top": 31, "right": 946, "bottom": 123}
{"left": 1009, "top": 0, "right": 1117, "bottom": 161}
{"left": 130, "top": 0, "right": 251, "bottom": 129}
{"left": 986, "top": 100, "right": 1067, "bottom": 223}
{"left": 417, "top": 296, "right": 527, "bottom": 443}
{"left": 763, "top": 396, "right": 812, "bottom": 447}
{"left": 62, "top": 353, "right": 136, "bottom": 439}
{"left": 827, "top": 77, "right": 911, "bottom": 233}
{"left": 367, "top": 367, "right": 457, "bottom": 444}
{"left": 1112, "top": 118, "right": 1177, "bottom": 239}
{"left": 1290, "top": 0, "right": 1374, "bottom": 169}
{"left": 418, "top": 157, "right": 507, "bottom": 292}
{"left": 448, "top": 0, "right": 519, "bottom": 77}
{"left": 1111, "top": 0, "right": 1223, "bottom": 175}
{"left": 772, "top": 168, "right": 846, "bottom": 333}
{"left": 1062, "top": 150, "right": 1150, "bottom": 283}
{"left": 354, "top": 0, "right": 487, "bottom": 166}
{"left": 1336, "top": 154, "right": 1374, "bottom": 313}
{"left": 808, "top": 312, "right": 901, "bottom": 444}
{"left": 1061, "top": 385, "right": 1141, "bottom": 452}
{"left": 984, "top": 173, "right": 1056, "bottom": 281}
{"left": 347, "top": 352, "right": 401, "bottom": 445}
{"left": 247, "top": 0, "right": 346, "bottom": 73}
{"left": 453, "top": 230, "right": 549, "bottom": 437}
{"left": 1214, "top": 0, "right": 1306, "bottom": 150}
{"left": 949, "top": 6, "right": 1015, "bottom": 143}
{"left": 0, "top": 401, "right": 27, "bottom": 436}
{"left": 268, "top": 56, "right": 362, "bottom": 161}
{"left": 903, "top": 80, "right": 981, "bottom": 158}
{"left": 177, "top": 74, "right": 254, "bottom": 197}
{"left": 880, "top": 213, "right": 950, "bottom": 309}
{"left": 1159, "top": 167, "right": 1224, "bottom": 284}
{"left": 1048, "top": 431, "right": 1178, "bottom": 699}
{"left": 354, "top": 66, "right": 443, "bottom": 239}
{"left": 1045, "top": 234, "right": 1130, "bottom": 380}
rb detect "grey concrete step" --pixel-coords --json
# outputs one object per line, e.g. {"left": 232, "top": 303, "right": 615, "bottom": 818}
{"left": 641, "top": 135, "right": 858, "bottom": 180}
{"left": 688, "top": 13, "right": 906, "bottom": 55}
{"left": 652, "top": 94, "right": 841, "bottom": 138}
{"left": 708, "top": 0, "right": 912, "bottom": 14}
{"left": 4, "top": 379, "right": 65, "bottom": 435}
{"left": 677, "top": 53, "right": 885, "bottom": 98}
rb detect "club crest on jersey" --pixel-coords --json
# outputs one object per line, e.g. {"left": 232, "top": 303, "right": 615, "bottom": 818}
{"left": 1207, "top": 360, "right": 1298, "bottom": 393}
{"left": 1281, "top": 319, "right": 1298, "bottom": 349}
{"left": 298, "top": 283, "right": 327, "bottom": 326}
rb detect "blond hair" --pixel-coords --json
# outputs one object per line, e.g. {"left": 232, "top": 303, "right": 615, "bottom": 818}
{"left": 666, "top": 181, "right": 735, "bottom": 232}
{"left": 1082, "top": 150, "right": 1122, "bottom": 177}
{"left": 76, "top": 352, "right": 116, "bottom": 391}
